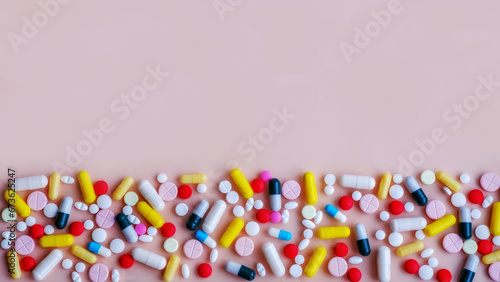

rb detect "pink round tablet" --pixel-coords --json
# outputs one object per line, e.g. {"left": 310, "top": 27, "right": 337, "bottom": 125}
{"left": 183, "top": 239, "right": 203, "bottom": 259}
{"left": 261, "top": 171, "right": 272, "bottom": 182}
{"left": 95, "top": 209, "right": 115, "bottom": 229}
{"left": 158, "top": 182, "right": 178, "bottom": 201}
{"left": 235, "top": 237, "right": 254, "bottom": 257}
{"left": 425, "top": 200, "right": 446, "bottom": 220}
{"left": 15, "top": 235, "right": 35, "bottom": 255}
{"left": 282, "top": 180, "right": 301, "bottom": 200}
{"left": 328, "top": 257, "right": 348, "bottom": 277}
{"left": 270, "top": 211, "right": 282, "bottom": 223}
{"left": 489, "top": 262, "right": 500, "bottom": 281}
{"left": 359, "top": 194, "right": 379, "bottom": 214}
{"left": 89, "top": 263, "right": 109, "bottom": 282}
{"left": 442, "top": 233, "right": 463, "bottom": 253}
{"left": 135, "top": 224, "right": 147, "bottom": 235}
{"left": 481, "top": 172, "right": 500, "bottom": 192}
{"left": 27, "top": 191, "right": 47, "bottom": 211}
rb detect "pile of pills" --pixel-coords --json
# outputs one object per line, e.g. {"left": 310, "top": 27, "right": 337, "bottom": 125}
{"left": 3, "top": 169, "right": 500, "bottom": 281}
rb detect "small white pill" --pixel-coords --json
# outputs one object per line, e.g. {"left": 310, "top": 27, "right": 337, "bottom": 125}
{"left": 124, "top": 192, "right": 139, "bottom": 206}
{"left": 388, "top": 232, "right": 403, "bottom": 247}
{"left": 245, "top": 198, "right": 254, "bottom": 211}
{"left": 25, "top": 216, "right": 36, "bottom": 226}
{"left": 226, "top": 191, "right": 239, "bottom": 204}
{"left": 163, "top": 238, "right": 179, "bottom": 253}
{"left": 451, "top": 193, "right": 466, "bottom": 207}
{"left": 301, "top": 205, "right": 316, "bottom": 220}
{"left": 44, "top": 225, "right": 55, "bottom": 235}
{"left": 349, "top": 256, "right": 363, "bottom": 264}
{"left": 443, "top": 187, "right": 452, "bottom": 196}
{"left": 303, "top": 229, "right": 313, "bottom": 239}
{"left": 420, "top": 170, "right": 436, "bottom": 185}
{"left": 389, "top": 185, "right": 404, "bottom": 199}
{"left": 89, "top": 204, "right": 99, "bottom": 214}
{"left": 254, "top": 200, "right": 264, "bottom": 210}
{"left": 75, "top": 262, "right": 86, "bottom": 273}
{"left": 233, "top": 205, "right": 245, "bottom": 217}
{"left": 324, "top": 174, "right": 336, "bottom": 185}
{"left": 74, "top": 202, "right": 88, "bottom": 211}
{"left": 295, "top": 255, "right": 305, "bottom": 265}
{"left": 92, "top": 228, "right": 107, "bottom": 243}
{"left": 419, "top": 265, "right": 433, "bottom": 280}
{"left": 379, "top": 211, "right": 390, "bottom": 221}
{"left": 1, "top": 239, "right": 10, "bottom": 249}
{"left": 471, "top": 209, "right": 481, "bottom": 219}
{"left": 282, "top": 210, "right": 290, "bottom": 223}
{"left": 43, "top": 203, "right": 58, "bottom": 218}
{"left": 375, "top": 230, "right": 386, "bottom": 240}
{"left": 210, "top": 249, "right": 218, "bottom": 263}
{"left": 245, "top": 221, "right": 260, "bottom": 236}
{"left": 128, "top": 215, "right": 140, "bottom": 224}
{"left": 175, "top": 203, "right": 189, "bottom": 216}
{"left": 475, "top": 225, "right": 490, "bottom": 240}
{"left": 197, "top": 183, "right": 207, "bottom": 194}
{"left": 314, "top": 211, "right": 323, "bottom": 224}
{"left": 72, "top": 271, "right": 81, "bottom": 282}
{"left": 284, "top": 201, "right": 298, "bottom": 210}
{"left": 393, "top": 174, "right": 403, "bottom": 184}
{"left": 289, "top": 264, "right": 303, "bottom": 278}
{"left": 302, "top": 220, "right": 315, "bottom": 229}
{"left": 493, "top": 236, "right": 500, "bottom": 246}
{"left": 218, "top": 180, "right": 232, "bottom": 194}
{"left": 415, "top": 230, "right": 425, "bottom": 240}
{"left": 483, "top": 196, "right": 494, "bottom": 208}
{"left": 257, "top": 263, "right": 266, "bottom": 276}
{"left": 112, "top": 269, "right": 119, "bottom": 282}
{"left": 182, "top": 264, "right": 190, "bottom": 278}
{"left": 352, "top": 191, "right": 362, "bottom": 201}
{"left": 1, "top": 232, "right": 13, "bottom": 239}
{"left": 61, "top": 176, "right": 75, "bottom": 184}
{"left": 84, "top": 220, "right": 94, "bottom": 230}
{"left": 157, "top": 173, "right": 167, "bottom": 183}
{"left": 324, "top": 185, "right": 334, "bottom": 195}
{"left": 421, "top": 248, "right": 434, "bottom": 258}
{"left": 110, "top": 239, "right": 125, "bottom": 253}
{"left": 62, "top": 259, "right": 73, "bottom": 269}
{"left": 298, "top": 238, "right": 310, "bottom": 250}
{"left": 16, "top": 222, "right": 27, "bottom": 232}
{"left": 139, "top": 235, "right": 153, "bottom": 242}
{"left": 122, "top": 205, "right": 133, "bottom": 216}
{"left": 97, "top": 195, "right": 112, "bottom": 209}
{"left": 428, "top": 257, "right": 438, "bottom": 268}
{"left": 404, "top": 202, "right": 415, "bottom": 213}
{"left": 460, "top": 173, "right": 470, "bottom": 184}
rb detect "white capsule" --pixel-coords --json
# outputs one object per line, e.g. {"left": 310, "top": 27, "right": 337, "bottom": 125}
{"left": 262, "top": 242, "right": 285, "bottom": 277}
{"left": 15, "top": 175, "right": 49, "bottom": 191}
{"left": 72, "top": 271, "right": 82, "bottom": 282}
{"left": 33, "top": 249, "right": 63, "bottom": 280}
{"left": 210, "top": 249, "right": 218, "bottom": 263}
{"left": 378, "top": 246, "right": 391, "bottom": 282}
{"left": 390, "top": 217, "right": 427, "bottom": 232}
{"left": 182, "top": 264, "right": 190, "bottom": 278}
{"left": 131, "top": 248, "right": 166, "bottom": 270}
{"left": 111, "top": 269, "right": 120, "bottom": 282}
{"left": 202, "top": 200, "right": 226, "bottom": 234}
{"left": 138, "top": 180, "right": 165, "bottom": 211}
{"left": 340, "top": 175, "right": 376, "bottom": 190}
{"left": 74, "top": 202, "right": 88, "bottom": 211}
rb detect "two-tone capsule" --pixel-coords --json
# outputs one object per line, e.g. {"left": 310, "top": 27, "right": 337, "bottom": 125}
{"left": 195, "top": 230, "right": 217, "bottom": 248}
{"left": 355, "top": 223, "right": 371, "bottom": 256}
{"left": 269, "top": 178, "right": 281, "bottom": 212}
{"left": 325, "top": 204, "right": 347, "bottom": 223}
{"left": 404, "top": 176, "right": 428, "bottom": 206}
{"left": 459, "top": 206, "right": 472, "bottom": 240}
{"left": 459, "top": 254, "right": 479, "bottom": 282}
{"left": 116, "top": 212, "right": 138, "bottom": 243}
{"left": 226, "top": 261, "right": 256, "bottom": 281}
{"left": 55, "top": 196, "right": 73, "bottom": 229}
{"left": 186, "top": 200, "right": 209, "bottom": 231}
{"left": 268, "top": 228, "right": 292, "bottom": 241}
{"left": 88, "top": 242, "right": 112, "bottom": 257}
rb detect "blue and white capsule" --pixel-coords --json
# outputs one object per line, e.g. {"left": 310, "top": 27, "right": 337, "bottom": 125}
{"left": 459, "top": 206, "right": 472, "bottom": 240}
{"left": 459, "top": 254, "right": 479, "bottom": 282}
{"left": 325, "top": 204, "right": 347, "bottom": 223}
{"left": 269, "top": 178, "right": 281, "bottom": 212}
{"left": 404, "top": 176, "right": 428, "bottom": 206}
{"left": 355, "top": 223, "right": 371, "bottom": 256}
{"left": 55, "top": 196, "right": 73, "bottom": 229}
{"left": 268, "top": 228, "right": 292, "bottom": 241}
{"left": 195, "top": 230, "right": 217, "bottom": 248}
{"left": 116, "top": 212, "right": 138, "bottom": 243}
{"left": 88, "top": 242, "right": 112, "bottom": 257}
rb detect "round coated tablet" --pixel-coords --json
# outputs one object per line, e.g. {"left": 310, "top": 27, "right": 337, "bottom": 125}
{"left": 393, "top": 174, "right": 403, "bottom": 184}
{"left": 389, "top": 185, "right": 404, "bottom": 199}
{"left": 475, "top": 225, "right": 490, "bottom": 240}
{"left": 301, "top": 205, "right": 316, "bottom": 219}
{"left": 110, "top": 239, "right": 125, "bottom": 253}
{"left": 175, "top": 203, "right": 189, "bottom": 216}
{"left": 328, "top": 257, "right": 348, "bottom": 277}
{"left": 463, "top": 240, "right": 477, "bottom": 254}
{"left": 261, "top": 171, "right": 272, "bottom": 181}
{"left": 489, "top": 262, "right": 500, "bottom": 281}
{"left": 43, "top": 203, "right": 58, "bottom": 218}
{"left": 375, "top": 230, "right": 386, "bottom": 240}
{"left": 459, "top": 173, "right": 470, "bottom": 184}
{"left": 135, "top": 224, "right": 146, "bottom": 235}
{"left": 2, "top": 208, "right": 16, "bottom": 222}
{"left": 451, "top": 193, "right": 466, "bottom": 207}
{"left": 27, "top": 191, "right": 47, "bottom": 211}
{"left": 420, "top": 170, "right": 436, "bottom": 185}
{"left": 183, "top": 239, "right": 203, "bottom": 259}
{"left": 17, "top": 222, "right": 27, "bottom": 231}
{"left": 62, "top": 259, "right": 73, "bottom": 269}
{"left": 84, "top": 220, "right": 94, "bottom": 230}
{"left": 96, "top": 209, "right": 115, "bottom": 229}
{"left": 75, "top": 262, "right": 86, "bottom": 273}
{"left": 97, "top": 195, "right": 112, "bottom": 209}
{"left": 419, "top": 265, "right": 433, "bottom": 280}
{"left": 89, "top": 204, "right": 99, "bottom": 214}
{"left": 92, "top": 228, "right": 107, "bottom": 243}
{"left": 480, "top": 172, "right": 500, "bottom": 192}
{"left": 89, "top": 263, "right": 109, "bottom": 282}
{"left": 295, "top": 255, "right": 305, "bottom": 265}
{"left": 254, "top": 200, "right": 264, "bottom": 210}
{"left": 233, "top": 205, "right": 245, "bottom": 217}
{"left": 218, "top": 180, "right": 232, "bottom": 194}
{"left": 44, "top": 225, "right": 54, "bottom": 235}
{"left": 359, "top": 194, "right": 379, "bottom": 214}
{"left": 1, "top": 239, "right": 9, "bottom": 249}
{"left": 284, "top": 201, "right": 298, "bottom": 210}
{"left": 388, "top": 232, "right": 403, "bottom": 247}
{"left": 324, "top": 185, "right": 334, "bottom": 195}
{"left": 303, "top": 229, "right": 313, "bottom": 239}
{"left": 157, "top": 173, "right": 167, "bottom": 183}
{"left": 197, "top": 184, "right": 207, "bottom": 194}
{"left": 352, "top": 191, "right": 362, "bottom": 201}
{"left": 158, "top": 182, "right": 178, "bottom": 201}
{"left": 245, "top": 221, "right": 260, "bottom": 236}
{"left": 349, "top": 257, "right": 363, "bottom": 264}
{"left": 282, "top": 180, "right": 301, "bottom": 200}
{"left": 25, "top": 216, "right": 36, "bottom": 226}
{"left": 15, "top": 235, "right": 35, "bottom": 255}
{"left": 270, "top": 212, "right": 281, "bottom": 223}
{"left": 426, "top": 200, "right": 446, "bottom": 219}
{"left": 428, "top": 257, "right": 438, "bottom": 268}
{"left": 289, "top": 264, "right": 303, "bottom": 278}
{"left": 415, "top": 230, "right": 425, "bottom": 240}
{"left": 61, "top": 176, "right": 75, "bottom": 184}
{"left": 164, "top": 238, "right": 179, "bottom": 253}
{"left": 226, "top": 191, "right": 239, "bottom": 204}
{"left": 379, "top": 211, "right": 390, "bottom": 221}
{"left": 324, "top": 174, "right": 336, "bottom": 185}
{"left": 442, "top": 233, "right": 463, "bottom": 253}
{"left": 405, "top": 202, "right": 415, "bottom": 213}
{"left": 122, "top": 206, "right": 132, "bottom": 216}
{"left": 124, "top": 192, "right": 139, "bottom": 206}
{"left": 494, "top": 236, "right": 500, "bottom": 246}
{"left": 235, "top": 237, "right": 254, "bottom": 256}
{"left": 147, "top": 226, "right": 157, "bottom": 236}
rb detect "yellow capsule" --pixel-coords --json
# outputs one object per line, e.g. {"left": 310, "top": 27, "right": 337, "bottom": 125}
{"left": 483, "top": 249, "right": 500, "bottom": 264}
{"left": 78, "top": 171, "right": 96, "bottom": 203}
{"left": 71, "top": 245, "right": 97, "bottom": 264}
{"left": 436, "top": 171, "right": 461, "bottom": 192}
{"left": 179, "top": 173, "right": 207, "bottom": 184}
{"left": 304, "top": 172, "right": 318, "bottom": 205}
{"left": 491, "top": 202, "right": 500, "bottom": 236}
{"left": 4, "top": 190, "right": 31, "bottom": 218}
{"left": 378, "top": 173, "right": 392, "bottom": 200}
{"left": 220, "top": 218, "right": 244, "bottom": 248}
{"left": 230, "top": 168, "right": 253, "bottom": 199}
{"left": 113, "top": 177, "right": 134, "bottom": 201}
{"left": 304, "top": 246, "right": 326, "bottom": 277}
{"left": 163, "top": 255, "right": 180, "bottom": 281}
{"left": 48, "top": 172, "right": 61, "bottom": 200}
{"left": 7, "top": 250, "right": 21, "bottom": 279}
{"left": 397, "top": 241, "right": 424, "bottom": 257}
{"left": 137, "top": 201, "right": 164, "bottom": 228}
{"left": 316, "top": 226, "right": 350, "bottom": 240}
{"left": 39, "top": 234, "right": 74, "bottom": 247}
{"left": 424, "top": 214, "right": 456, "bottom": 237}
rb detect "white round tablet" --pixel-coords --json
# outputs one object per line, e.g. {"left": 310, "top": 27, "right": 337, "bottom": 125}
{"left": 110, "top": 239, "right": 125, "bottom": 253}
{"left": 124, "top": 192, "right": 139, "bottom": 206}
{"left": 428, "top": 257, "right": 438, "bottom": 268}
{"left": 157, "top": 173, "right": 168, "bottom": 183}
{"left": 460, "top": 173, "right": 471, "bottom": 184}
{"left": 43, "top": 203, "right": 58, "bottom": 218}
{"left": 375, "top": 230, "right": 386, "bottom": 240}
{"left": 75, "top": 262, "right": 86, "bottom": 273}
{"left": 303, "top": 229, "right": 313, "bottom": 239}
{"left": 219, "top": 180, "right": 232, "bottom": 194}
{"left": 163, "top": 238, "right": 179, "bottom": 253}
{"left": 25, "top": 216, "right": 36, "bottom": 226}
{"left": 245, "top": 221, "right": 260, "bottom": 236}
{"left": 379, "top": 211, "right": 390, "bottom": 221}
{"left": 493, "top": 236, "right": 500, "bottom": 246}
{"left": 147, "top": 227, "right": 157, "bottom": 236}
{"left": 295, "top": 255, "right": 305, "bottom": 265}
{"left": 92, "top": 228, "right": 107, "bottom": 243}
{"left": 84, "top": 220, "right": 94, "bottom": 230}
{"left": 393, "top": 174, "right": 403, "bottom": 184}
{"left": 301, "top": 205, "right": 316, "bottom": 220}
{"left": 324, "top": 185, "right": 334, "bottom": 195}
{"left": 89, "top": 204, "right": 99, "bottom": 214}
{"left": 451, "top": 193, "right": 466, "bottom": 207}
{"left": 175, "top": 203, "right": 189, "bottom": 216}
{"left": 16, "top": 222, "right": 27, "bottom": 232}
{"left": 254, "top": 200, "right": 264, "bottom": 210}
{"left": 97, "top": 195, "right": 112, "bottom": 209}
{"left": 62, "top": 259, "right": 73, "bottom": 269}
{"left": 122, "top": 205, "right": 133, "bottom": 216}
{"left": 1, "top": 239, "right": 9, "bottom": 249}
{"left": 352, "top": 191, "right": 362, "bottom": 201}
{"left": 418, "top": 265, "right": 433, "bottom": 280}
{"left": 389, "top": 185, "right": 404, "bottom": 199}
{"left": 226, "top": 191, "right": 239, "bottom": 204}
{"left": 197, "top": 184, "right": 207, "bottom": 194}
{"left": 420, "top": 170, "right": 436, "bottom": 185}
{"left": 404, "top": 202, "right": 415, "bottom": 213}
{"left": 324, "top": 174, "right": 336, "bottom": 185}
{"left": 289, "top": 264, "right": 303, "bottom": 278}
{"left": 44, "top": 225, "right": 55, "bottom": 235}
{"left": 471, "top": 209, "right": 481, "bottom": 219}
{"left": 233, "top": 205, "right": 245, "bottom": 217}
{"left": 388, "top": 232, "right": 403, "bottom": 247}
{"left": 415, "top": 230, "right": 425, "bottom": 240}
{"left": 475, "top": 225, "right": 490, "bottom": 240}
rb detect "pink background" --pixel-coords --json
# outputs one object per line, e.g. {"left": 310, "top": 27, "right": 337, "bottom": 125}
{"left": 2, "top": 0, "right": 500, "bottom": 281}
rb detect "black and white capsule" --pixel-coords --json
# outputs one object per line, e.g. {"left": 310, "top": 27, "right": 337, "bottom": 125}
{"left": 226, "top": 261, "right": 255, "bottom": 281}
{"left": 186, "top": 200, "right": 209, "bottom": 231}
{"left": 404, "top": 176, "right": 428, "bottom": 206}
{"left": 459, "top": 254, "right": 478, "bottom": 282}
{"left": 459, "top": 206, "right": 472, "bottom": 240}
{"left": 355, "top": 223, "right": 371, "bottom": 256}
{"left": 55, "top": 196, "right": 73, "bottom": 229}
{"left": 269, "top": 178, "right": 281, "bottom": 212}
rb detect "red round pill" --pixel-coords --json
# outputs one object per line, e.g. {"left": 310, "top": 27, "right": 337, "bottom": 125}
{"left": 333, "top": 242, "right": 348, "bottom": 257}
{"left": 251, "top": 178, "right": 265, "bottom": 193}
{"left": 198, "top": 263, "right": 212, "bottom": 278}
{"left": 339, "top": 196, "right": 354, "bottom": 210}
{"left": 436, "top": 269, "right": 452, "bottom": 282}
{"left": 389, "top": 200, "right": 404, "bottom": 215}
{"left": 70, "top": 221, "right": 84, "bottom": 236}
{"left": 20, "top": 256, "right": 36, "bottom": 271}
{"left": 284, "top": 244, "right": 299, "bottom": 259}
{"left": 119, "top": 254, "right": 134, "bottom": 269}
{"left": 30, "top": 224, "right": 44, "bottom": 239}
{"left": 478, "top": 239, "right": 493, "bottom": 255}
{"left": 347, "top": 268, "right": 362, "bottom": 282}
{"left": 178, "top": 185, "right": 192, "bottom": 199}
{"left": 468, "top": 189, "right": 484, "bottom": 204}
{"left": 404, "top": 259, "right": 419, "bottom": 274}
{"left": 161, "top": 222, "right": 176, "bottom": 237}
{"left": 256, "top": 209, "right": 271, "bottom": 223}
{"left": 93, "top": 180, "right": 108, "bottom": 195}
